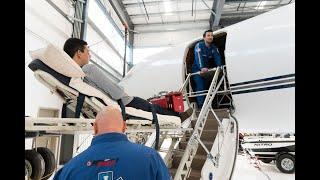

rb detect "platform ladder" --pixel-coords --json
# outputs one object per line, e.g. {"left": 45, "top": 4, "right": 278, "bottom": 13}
{"left": 173, "top": 66, "right": 227, "bottom": 180}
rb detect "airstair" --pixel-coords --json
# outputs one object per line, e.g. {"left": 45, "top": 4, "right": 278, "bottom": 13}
{"left": 165, "top": 66, "right": 238, "bottom": 180}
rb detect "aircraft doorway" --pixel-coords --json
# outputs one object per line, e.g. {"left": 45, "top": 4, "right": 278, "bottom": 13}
{"left": 183, "top": 32, "right": 233, "bottom": 110}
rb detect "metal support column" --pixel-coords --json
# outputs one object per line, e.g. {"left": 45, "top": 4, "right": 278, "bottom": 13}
{"left": 72, "top": 0, "right": 89, "bottom": 39}
{"left": 111, "top": 0, "right": 135, "bottom": 70}
{"left": 209, "top": 0, "right": 226, "bottom": 29}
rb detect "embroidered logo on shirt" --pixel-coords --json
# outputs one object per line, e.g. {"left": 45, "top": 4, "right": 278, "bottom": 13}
{"left": 98, "top": 171, "right": 113, "bottom": 180}
{"left": 87, "top": 158, "right": 118, "bottom": 167}
{"left": 98, "top": 171, "right": 124, "bottom": 180}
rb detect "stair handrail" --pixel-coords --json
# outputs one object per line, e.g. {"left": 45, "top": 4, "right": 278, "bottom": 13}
{"left": 174, "top": 67, "right": 225, "bottom": 180}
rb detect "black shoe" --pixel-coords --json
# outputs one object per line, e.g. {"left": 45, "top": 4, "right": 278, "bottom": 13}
{"left": 180, "top": 108, "right": 193, "bottom": 122}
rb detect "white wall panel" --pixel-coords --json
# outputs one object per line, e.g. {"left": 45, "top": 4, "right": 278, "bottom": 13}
{"left": 25, "top": 0, "right": 73, "bottom": 117}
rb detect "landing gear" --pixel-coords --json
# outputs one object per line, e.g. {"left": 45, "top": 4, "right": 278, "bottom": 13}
{"left": 36, "top": 147, "right": 56, "bottom": 180}
{"left": 25, "top": 147, "right": 56, "bottom": 180}
{"left": 25, "top": 150, "right": 45, "bottom": 180}
{"left": 25, "top": 159, "right": 32, "bottom": 179}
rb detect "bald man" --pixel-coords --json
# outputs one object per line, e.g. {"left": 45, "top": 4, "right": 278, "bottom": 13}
{"left": 53, "top": 106, "right": 171, "bottom": 180}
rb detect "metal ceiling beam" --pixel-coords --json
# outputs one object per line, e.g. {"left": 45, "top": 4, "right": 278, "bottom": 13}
{"left": 223, "top": 3, "right": 288, "bottom": 12}
{"left": 221, "top": 9, "right": 269, "bottom": 17}
{"left": 130, "top": 9, "right": 211, "bottom": 17}
{"left": 209, "top": 0, "right": 226, "bottom": 28}
{"left": 109, "top": 0, "right": 134, "bottom": 28}
{"left": 136, "top": 25, "right": 209, "bottom": 33}
{"left": 108, "top": 0, "right": 134, "bottom": 70}
{"left": 134, "top": 19, "right": 209, "bottom": 26}
{"left": 124, "top": 0, "right": 214, "bottom": 7}
{"left": 224, "top": 0, "right": 287, "bottom": 4}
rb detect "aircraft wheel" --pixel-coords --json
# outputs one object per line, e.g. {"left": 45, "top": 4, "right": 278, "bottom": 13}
{"left": 25, "top": 159, "right": 32, "bottom": 179}
{"left": 276, "top": 153, "right": 295, "bottom": 173}
{"left": 260, "top": 158, "right": 272, "bottom": 163}
{"left": 35, "top": 147, "right": 56, "bottom": 180}
{"left": 25, "top": 150, "right": 45, "bottom": 180}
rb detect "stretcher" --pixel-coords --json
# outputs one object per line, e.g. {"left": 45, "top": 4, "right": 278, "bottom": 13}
{"left": 25, "top": 44, "right": 188, "bottom": 148}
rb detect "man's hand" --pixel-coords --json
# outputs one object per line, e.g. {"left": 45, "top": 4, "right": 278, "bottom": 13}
{"left": 200, "top": 68, "right": 208, "bottom": 75}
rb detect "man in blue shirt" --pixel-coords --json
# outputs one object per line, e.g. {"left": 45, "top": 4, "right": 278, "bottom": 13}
{"left": 192, "top": 30, "right": 223, "bottom": 108}
{"left": 53, "top": 106, "right": 171, "bottom": 180}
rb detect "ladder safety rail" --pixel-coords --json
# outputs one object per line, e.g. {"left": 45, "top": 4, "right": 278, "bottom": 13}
{"left": 194, "top": 133, "right": 218, "bottom": 166}
{"left": 179, "top": 67, "right": 223, "bottom": 108}
{"left": 179, "top": 67, "right": 219, "bottom": 92}
{"left": 174, "top": 67, "right": 226, "bottom": 180}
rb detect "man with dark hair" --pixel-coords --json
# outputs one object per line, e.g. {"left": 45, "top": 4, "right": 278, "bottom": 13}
{"left": 63, "top": 38, "right": 192, "bottom": 121}
{"left": 192, "top": 30, "right": 223, "bottom": 108}
{"left": 53, "top": 106, "right": 171, "bottom": 180}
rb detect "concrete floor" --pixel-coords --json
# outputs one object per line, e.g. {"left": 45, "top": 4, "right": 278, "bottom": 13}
{"left": 232, "top": 153, "right": 295, "bottom": 180}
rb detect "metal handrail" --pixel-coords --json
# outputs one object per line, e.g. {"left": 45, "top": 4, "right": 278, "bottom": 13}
{"left": 174, "top": 67, "right": 225, "bottom": 180}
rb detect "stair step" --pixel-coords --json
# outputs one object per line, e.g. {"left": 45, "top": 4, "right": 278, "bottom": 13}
{"left": 172, "top": 154, "right": 207, "bottom": 170}
{"left": 191, "top": 118, "right": 218, "bottom": 130}
{"left": 179, "top": 141, "right": 213, "bottom": 155}
{"left": 182, "top": 129, "right": 217, "bottom": 142}
{"left": 187, "top": 169, "right": 201, "bottom": 180}
{"left": 169, "top": 168, "right": 202, "bottom": 179}
{"left": 195, "top": 109, "right": 229, "bottom": 119}
{"left": 201, "top": 130, "right": 218, "bottom": 141}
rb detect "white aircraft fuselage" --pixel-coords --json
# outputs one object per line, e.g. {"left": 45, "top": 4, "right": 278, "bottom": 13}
{"left": 120, "top": 3, "right": 295, "bottom": 134}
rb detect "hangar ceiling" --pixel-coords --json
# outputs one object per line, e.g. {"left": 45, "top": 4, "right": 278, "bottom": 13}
{"left": 116, "top": 0, "right": 294, "bottom": 33}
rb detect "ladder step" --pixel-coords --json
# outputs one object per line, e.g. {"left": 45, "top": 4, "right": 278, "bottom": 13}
{"left": 172, "top": 154, "right": 207, "bottom": 170}
{"left": 186, "top": 169, "right": 201, "bottom": 180}
{"left": 191, "top": 118, "right": 218, "bottom": 130}
{"left": 179, "top": 141, "right": 213, "bottom": 155}
{"left": 200, "top": 130, "right": 218, "bottom": 141}
{"left": 170, "top": 168, "right": 201, "bottom": 180}
{"left": 195, "top": 108, "right": 230, "bottom": 119}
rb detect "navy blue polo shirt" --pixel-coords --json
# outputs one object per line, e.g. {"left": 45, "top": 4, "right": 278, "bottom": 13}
{"left": 53, "top": 133, "right": 171, "bottom": 180}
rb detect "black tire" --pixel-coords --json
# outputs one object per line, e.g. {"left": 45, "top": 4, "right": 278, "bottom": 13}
{"left": 276, "top": 153, "right": 295, "bottom": 173}
{"left": 36, "top": 147, "right": 56, "bottom": 180}
{"left": 261, "top": 158, "right": 273, "bottom": 163}
{"left": 25, "top": 159, "right": 32, "bottom": 178}
{"left": 25, "top": 150, "right": 45, "bottom": 180}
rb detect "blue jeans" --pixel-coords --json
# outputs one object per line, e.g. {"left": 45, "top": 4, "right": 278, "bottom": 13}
{"left": 126, "top": 97, "right": 180, "bottom": 116}
{"left": 192, "top": 74, "right": 206, "bottom": 108}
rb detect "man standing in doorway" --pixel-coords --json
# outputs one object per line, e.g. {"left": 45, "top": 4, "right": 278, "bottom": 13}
{"left": 192, "top": 29, "right": 223, "bottom": 108}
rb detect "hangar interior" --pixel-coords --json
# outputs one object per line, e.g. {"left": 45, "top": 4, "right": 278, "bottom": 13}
{"left": 25, "top": 0, "right": 295, "bottom": 179}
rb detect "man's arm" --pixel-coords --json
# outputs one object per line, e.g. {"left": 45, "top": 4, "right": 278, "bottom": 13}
{"left": 194, "top": 43, "right": 204, "bottom": 70}
{"left": 82, "top": 64, "right": 127, "bottom": 100}
{"left": 212, "top": 45, "right": 222, "bottom": 67}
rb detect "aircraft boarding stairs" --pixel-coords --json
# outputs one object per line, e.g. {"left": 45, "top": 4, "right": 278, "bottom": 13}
{"left": 161, "top": 66, "right": 238, "bottom": 180}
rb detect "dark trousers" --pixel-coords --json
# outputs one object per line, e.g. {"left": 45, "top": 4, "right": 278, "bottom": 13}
{"left": 126, "top": 97, "right": 180, "bottom": 117}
